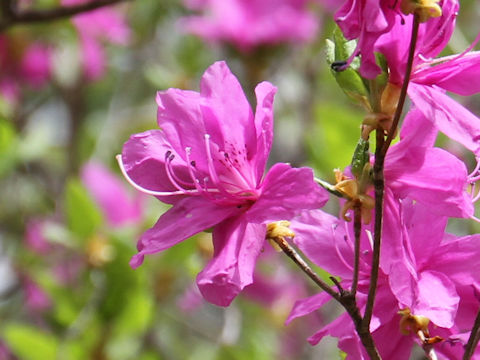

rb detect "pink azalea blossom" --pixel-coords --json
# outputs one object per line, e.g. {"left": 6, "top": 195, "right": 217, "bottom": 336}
{"left": 0, "top": 35, "right": 51, "bottom": 103}
{"left": 23, "top": 276, "right": 51, "bottom": 313}
{"left": 287, "top": 201, "right": 480, "bottom": 359}
{"left": 181, "top": 0, "right": 320, "bottom": 52}
{"left": 118, "top": 61, "right": 328, "bottom": 306}
{"left": 62, "top": 0, "right": 130, "bottom": 80}
{"left": 376, "top": 0, "right": 480, "bottom": 157}
{"left": 81, "top": 161, "right": 143, "bottom": 227}
{"left": 334, "top": 0, "right": 400, "bottom": 78}
{"left": 24, "top": 219, "right": 52, "bottom": 255}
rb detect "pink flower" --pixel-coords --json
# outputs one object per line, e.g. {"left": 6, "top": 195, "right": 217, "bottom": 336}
{"left": 81, "top": 161, "right": 143, "bottom": 227}
{"left": 62, "top": 0, "right": 130, "bottom": 80}
{"left": 287, "top": 201, "right": 480, "bottom": 359}
{"left": 376, "top": 0, "right": 480, "bottom": 156}
{"left": 23, "top": 276, "right": 51, "bottom": 313}
{"left": 118, "top": 61, "right": 328, "bottom": 306}
{"left": 0, "top": 35, "right": 51, "bottom": 103}
{"left": 334, "top": 0, "right": 400, "bottom": 78}
{"left": 181, "top": 0, "right": 320, "bottom": 52}
{"left": 24, "top": 219, "right": 52, "bottom": 254}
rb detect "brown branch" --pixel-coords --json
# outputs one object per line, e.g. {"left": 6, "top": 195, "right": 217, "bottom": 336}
{"left": 0, "top": 0, "right": 132, "bottom": 32}
{"left": 463, "top": 308, "right": 480, "bottom": 360}
{"left": 271, "top": 236, "right": 340, "bottom": 300}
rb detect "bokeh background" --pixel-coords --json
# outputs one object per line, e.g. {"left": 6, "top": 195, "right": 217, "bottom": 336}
{"left": 1, "top": 0, "right": 479, "bottom": 359}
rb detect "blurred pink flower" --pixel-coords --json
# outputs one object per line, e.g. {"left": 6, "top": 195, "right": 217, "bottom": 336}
{"left": 181, "top": 0, "right": 321, "bottom": 52}
{"left": 119, "top": 61, "right": 328, "bottom": 306}
{"left": 23, "top": 276, "right": 51, "bottom": 313}
{"left": 81, "top": 161, "right": 143, "bottom": 227}
{"left": 62, "top": 0, "right": 130, "bottom": 80}
{"left": 24, "top": 219, "right": 52, "bottom": 254}
{"left": 0, "top": 35, "right": 51, "bottom": 103}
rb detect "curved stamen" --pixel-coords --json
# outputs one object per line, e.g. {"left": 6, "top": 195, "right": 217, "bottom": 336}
{"left": 164, "top": 152, "right": 190, "bottom": 193}
{"left": 116, "top": 155, "right": 214, "bottom": 197}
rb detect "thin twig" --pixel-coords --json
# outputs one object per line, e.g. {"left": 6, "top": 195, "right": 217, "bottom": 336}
{"left": 463, "top": 308, "right": 480, "bottom": 359}
{"left": 271, "top": 236, "right": 339, "bottom": 300}
{"left": 0, "top": 0, "right": 132, "bottom": 32}
{"left": 362, "top": 14, "right": 420, "bottom": 331}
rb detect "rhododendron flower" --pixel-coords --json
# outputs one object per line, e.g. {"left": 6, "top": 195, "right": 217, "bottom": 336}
{"left": 62, "top": 0, "right": 130, "bottom": 80}
{"left": 287, "top": 199, "right": 480, "bottom": 359}
{"left": 334, "top": 0, "right": 400, "bottom": 78}
{"left": 0, "top": 35, "right": 51, "bottom": 103}
{"left": 376, "top": 0, "right": 480, "bottom": 156}
{"left": 181, "top": 0, "right": 320, "bottom": 52}
{"left": 118, "top": 61, "right": 328, "bottom": 306}
{"left": 81, "top": 161, "right": 143, "bottom": 227}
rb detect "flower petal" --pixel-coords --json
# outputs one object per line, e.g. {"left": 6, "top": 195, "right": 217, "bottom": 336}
{"left": 253, "top": 81, "right": 277, "bottom": 182}
{"left": 385, "top": 145, "right": 472, "bottom": 218}
{"left": 428, "top": 234, "right": 480, "bottom": 286}
{"left": 130, "top": 196, "right": 240, "bottom": 268}
{"left": 121, "top": 130, "right": 192, "bottom": 204}
{"left": 246, "top": 163, "right": 328, "bottom": 223}
{"left": 285, "top": 292, "right": 331, "bottom": 325}
{"left": 200, "top": 61, "right": 256, "bottom": 155}
{"left": 409, "top": 84, "right": 480, "bottom": 156}
{"left": 290, "top": 209, "right": 354, "bottom": 279}
{"left": 196, "top": 214, "right": 265, "bottom": 306}
{"left": 414, "top": 270, "right": 459, "bottom": 328}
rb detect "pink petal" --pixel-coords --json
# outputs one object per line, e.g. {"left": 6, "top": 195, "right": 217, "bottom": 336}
{"left": 409, "top": 84, "right": 480, "bottom": 156}
{"left": 385, "top": 145, "right": 472, "bottom": 218}
{"left": 121, "top": 130, "right": 191, "bottom": 204}
{"left": 81, "top": 161, "right": 142, "bottom": 226}
{"left": 196, "top": 214, "right": 265, "bottom": 306}
{"left": 428, "top": 234, "right": 480, "bottom": 286}
{"left": 247, "top": 163, "right": 328, "bottom": 223}
{"left": 253, "top": 81, "right": 276, "bottom": 182}
{"left": 414, "top": 270, "right": 459, "bottom": 328}
{"left": 290, "top": 209, "right": 354, "bottom": 279}
{"left": 199, "top": 61, "right": 257, "bottom": 164}
{"left": 130, "top": 196, "right": 240, "bottom": 268}
{"left": 285, "top": 292, "right": 331, "bottom": 325}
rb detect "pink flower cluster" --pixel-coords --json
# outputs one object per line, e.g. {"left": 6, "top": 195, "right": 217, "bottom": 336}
{"left": 180, "top": 0, "right": 324, "bottom": 52}
{"left": 117, "top": 0, "right": 480, "bottom": 357}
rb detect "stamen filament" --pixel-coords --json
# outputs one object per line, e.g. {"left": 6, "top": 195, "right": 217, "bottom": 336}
{"left": 116, "top": 155, "right": 215, "bottom": 197}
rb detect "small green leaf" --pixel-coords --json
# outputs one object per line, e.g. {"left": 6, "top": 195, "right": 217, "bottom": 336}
{"left": 65, "top": 178, "right": 103, "bottom": 238}
{"left": 3, "top": 323, "right": 58, "bottom": 360}
{"left": 351, "top": 138, "right": 370, "bottom": 178}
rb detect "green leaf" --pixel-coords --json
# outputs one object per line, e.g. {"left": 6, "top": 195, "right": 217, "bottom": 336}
{"left": 65, "top": 178, "right": 103, "bottom": 239}
{"left": 351, "top": 138, "right": 370, "bottom": 178}
{"left": 3, "top": 324, "right": 58, "bottom": 360}
{"left": 0, "top": 119, "right": 18, "bottom": 176}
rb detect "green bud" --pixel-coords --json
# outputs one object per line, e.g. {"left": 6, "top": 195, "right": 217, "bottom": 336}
{"left": 351, "top": 138, "right": 370, "bottom": 178}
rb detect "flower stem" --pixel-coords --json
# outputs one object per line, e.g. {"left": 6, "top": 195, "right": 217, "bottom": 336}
{"left": 271, "top": 236, "right": 339, "bottom": 300}
{"left": 463, "top": 308, "right": 480, "bottom": 360}
{"left": 362, "top": 13, "right": 420, "bottom": 333}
